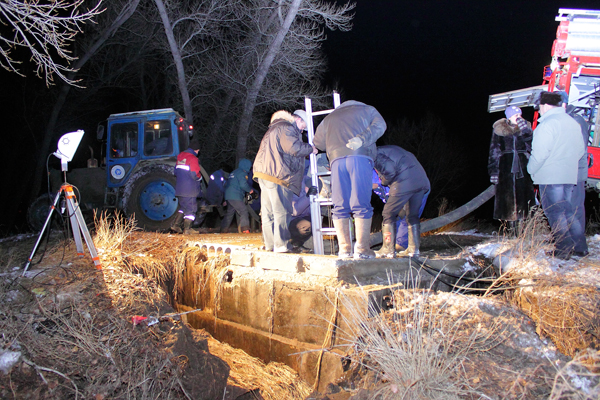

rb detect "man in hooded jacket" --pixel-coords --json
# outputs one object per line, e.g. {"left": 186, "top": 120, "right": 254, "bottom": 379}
{"left": 220, "top": 158, "right": 254, "bottom": 233}
{"left": 313, "top": 100, "right": 386, "bottom": 259}
{"left": 373, "top": 145, "right": 430, "bottom": 258}
{"left": 253, "top": 110, "right": 317, "bottom": 253}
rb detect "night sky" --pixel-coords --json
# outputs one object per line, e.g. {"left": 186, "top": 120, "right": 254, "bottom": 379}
{"left": 321, "top": 0, "right": 599, "bottom": 208}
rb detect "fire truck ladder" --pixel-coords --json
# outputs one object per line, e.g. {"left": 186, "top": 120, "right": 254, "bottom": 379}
{"left": 304, "top": 92, "right": 354, "bottom": 255}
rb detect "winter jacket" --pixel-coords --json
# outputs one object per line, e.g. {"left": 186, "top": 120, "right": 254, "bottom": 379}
{"left": 566, "top": 105, "right": 590, "bottom": 182}
{"left": 374, "top": 145, "right": 430, "bottom": 197}
{"left": 253, "top": 110, "right": 314, "bottom": 195}
{"left": 488, "top": 118, "right": 535, "bottom": 221}
{"left": 205, "top": 169, "right": 229, "bottom": 205}
{"left": 224, "top": 158, "right": 253, "bottom": 201}
{"left": 175, "top": 148, "right": 202, "bottom": 198}
{"left": 313, "top": 100, "right": 386, "bottom": 162}
{"left": 527, "top": 107, "right": 585, "bottom": 185}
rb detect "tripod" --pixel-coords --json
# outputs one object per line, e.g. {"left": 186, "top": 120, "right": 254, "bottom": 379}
{"left": 24, "top": 183, "right": 102, "bottom": 276}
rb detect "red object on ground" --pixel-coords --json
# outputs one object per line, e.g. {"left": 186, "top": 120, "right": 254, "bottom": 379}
{"left": 131, "top": 316, "right": 148, "bottom": 326}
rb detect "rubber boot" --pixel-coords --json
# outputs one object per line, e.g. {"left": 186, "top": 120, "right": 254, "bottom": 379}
{"left": 398, "top": 224, "right": 420, "bottom": 257}
{"left": 354, "top": 218, "right": 375, "bottom": 259}
{"left": 183, "top": 219, "right": 198, "bottom": 235}
{"left": 375, "top": 223, "right": 396, "bottom": 258}
{"left": 170, "top": 213, "right": 184, "bottom": 234}
{"left": 332, "top": 218, "right": 353, "bottom": 258}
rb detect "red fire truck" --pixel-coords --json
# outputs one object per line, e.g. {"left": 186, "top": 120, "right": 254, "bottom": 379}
{"left": 488, "top": 8, "right": 600, "bottom": 190}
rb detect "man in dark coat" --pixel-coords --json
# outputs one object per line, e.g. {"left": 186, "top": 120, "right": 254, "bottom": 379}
{"left": 373, "top": 145, "right": 430, "bottom": 258}
{"left": 253, "top": 110, "right": 317, "bottom": 253}
{"left": 220, "top": 158, "right": 254, "bottom": 233}
{"left": 313, "top": 100, "right": 386, "bottom": 259}
{"left": 488, "top": 106, "right": 535, "bottom": 231}
{"left": 171, "top": 138, "right": 202, "bottom": 234}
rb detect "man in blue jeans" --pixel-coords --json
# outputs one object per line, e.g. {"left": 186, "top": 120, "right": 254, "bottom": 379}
{"left": 527, "top": 92, "right": 585, "bottom": 259}
{"left": 314, "top": 100, "right": 386, "bottom": 259}
{"left": 558, "top": 91, "right": 590, "bottom": 257}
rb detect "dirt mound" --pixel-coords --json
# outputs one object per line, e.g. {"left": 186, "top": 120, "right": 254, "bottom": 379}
{"left": 0, "top": 236, "right": 229, "bottom": 399}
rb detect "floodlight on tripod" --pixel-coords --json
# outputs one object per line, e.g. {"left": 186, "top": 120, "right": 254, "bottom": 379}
{"left": 53, "top": 130, "right": 84, "bottom": 171}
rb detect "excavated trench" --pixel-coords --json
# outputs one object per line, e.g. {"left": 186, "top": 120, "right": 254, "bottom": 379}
{"left": 163, "top": 231, "right": 494, "bottom": 390}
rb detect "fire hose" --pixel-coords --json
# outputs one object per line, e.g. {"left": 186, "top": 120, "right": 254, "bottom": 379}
{"left": 370, "top": 185, "right": 496, "bottom": 246}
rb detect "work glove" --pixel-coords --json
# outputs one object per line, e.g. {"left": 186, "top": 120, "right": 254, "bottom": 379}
{"left": 346, "top": 137, "right": 363, "bottom": 150}
{"left": 490, "top": 175, "right": 499, "bottom": 184}
{"left": 516, "top": 117, "right": 528, "bottom": 131}
{"left": 307, "top": 186, "right": 318, "bottom": 196}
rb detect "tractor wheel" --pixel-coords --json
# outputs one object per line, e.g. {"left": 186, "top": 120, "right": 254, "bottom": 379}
{"left": 27, "top": 193, "right": 61, "bottom": 232}
{"left": 125, "top": 170, "right": 178, "bottom": 231}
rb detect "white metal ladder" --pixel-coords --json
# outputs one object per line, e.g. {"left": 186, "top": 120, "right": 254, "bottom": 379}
{"left": 305, "top": 92, "right": 353, "bottom": 255}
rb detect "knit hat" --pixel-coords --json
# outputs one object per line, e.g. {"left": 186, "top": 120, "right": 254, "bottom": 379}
{"left": 505, "top": 106, "right": 522, "bottom": 119}
{"left": 538, "top": 91, "right": 562, "bottom": 107}
{"left": 293, "top": 110, "right": 309, "bottom": 130}
{"left": 189, "top": 138, "right": 200, "bottom": 150}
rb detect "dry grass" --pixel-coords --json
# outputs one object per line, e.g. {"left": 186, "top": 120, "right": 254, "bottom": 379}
{"left": 549, "top": 349, "right": 600, "bottom": 399}
{"left": 94, "top": 215, "right": 312, "bottom": 399}
{"left": 335, "top": 288, "right": 504, "bottom": 399}
{"left": 512, "top": 278, "right": 600, "bottom": 357}
{"left": 0, "top": 266, "right": 186, "bottom": 399}
{"left": 207, "top": 336, "right": 312, "bottom": 400}
{"left": 485, "top": 208, "right": 600, "bottom": 358}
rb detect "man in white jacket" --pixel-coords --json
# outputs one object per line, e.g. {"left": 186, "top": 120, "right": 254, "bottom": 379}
{"left": 527, "top": 91, "right": 585, "bottom": 260}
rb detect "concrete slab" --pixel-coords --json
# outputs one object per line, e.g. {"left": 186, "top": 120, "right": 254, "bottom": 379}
{"left": 252, "top": 251, "right": 304, "bottom": 273}
{"left": 174, "top": 236, "right": 483, "bottom": 390}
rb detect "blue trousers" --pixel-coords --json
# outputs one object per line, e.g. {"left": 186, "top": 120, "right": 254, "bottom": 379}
{"left": 177, "top": 196, "right": 197, "bottom": 220}
{"left": 539, "top": 184, "right": 584, "bottom": 257}
{"left": 330, "top": 156, "right": 374, "bottom": 220}
{"left": 258, "top": 179, "right": 293, "bottom": 252}
{"left": 571, "top": 181, "right": 588, "bottom": 253}
{"left": 395, "top": 190, "right": 429, "bottom": 248}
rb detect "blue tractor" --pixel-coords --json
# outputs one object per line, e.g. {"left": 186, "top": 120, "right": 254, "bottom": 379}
{"left": 28, "top": 108, "right": 209, "bottom": 231}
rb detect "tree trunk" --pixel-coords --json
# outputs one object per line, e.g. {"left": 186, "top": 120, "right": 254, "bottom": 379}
{"left": 154, "top": 0, "right": 193, "bottom": 124}
{"left": 27, "top": 0, "right": 141, "bottom": 204}
{"left": 234, "top": 0, "right": 302, "bottom": 162}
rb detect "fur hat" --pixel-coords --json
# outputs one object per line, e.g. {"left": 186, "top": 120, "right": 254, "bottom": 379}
{"left": 538, "top": 91, "right": 562, "bottom": 107}
{"left": 504, "top": 106, "right": 522, "bottom": 119}
{"left": 293, "top": 110, "right": 309, "bottom": 130}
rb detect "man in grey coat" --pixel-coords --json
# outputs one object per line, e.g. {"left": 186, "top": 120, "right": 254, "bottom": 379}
{"left": 527, "top": 91, "right": 585, "bottom": 260}
{"left": 253, "top": 110, "right": 317, "bottom": 253}
{"left": 313, "top": 100, "right": 386, "bottom": 259}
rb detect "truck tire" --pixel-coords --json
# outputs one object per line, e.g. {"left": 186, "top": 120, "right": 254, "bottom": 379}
{"left": 125, "top": 170, "right": 178, "bottom": 231}
{"left": 27, "top": 193, "right": 60, "bottom": 232}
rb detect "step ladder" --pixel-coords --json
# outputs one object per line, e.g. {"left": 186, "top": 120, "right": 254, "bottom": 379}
{"left": 304, "top": 92, "right": 354, "bottom": 255}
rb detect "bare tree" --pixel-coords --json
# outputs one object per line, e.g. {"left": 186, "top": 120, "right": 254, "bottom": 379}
{"left": 27, "top": 0, "right": 141, "bottom": 204}
{"left": 152, "top": 0, "right": 240, "bottom": 124}
{"left": 233, "top": 0, "right": 355, "bottom": 161}
{"left": 0, "top": 0, "right": 103, "bottom": 86}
